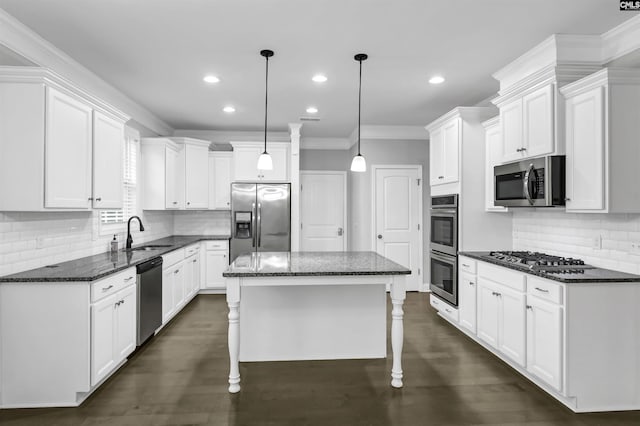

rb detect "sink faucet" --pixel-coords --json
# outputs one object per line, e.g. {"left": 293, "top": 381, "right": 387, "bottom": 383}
{"left": 126, "top": 216, "right": 145, "bottom": 249}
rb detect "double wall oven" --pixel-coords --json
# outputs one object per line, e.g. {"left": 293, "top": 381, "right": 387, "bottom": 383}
{"left": 429, "top": 194, "right": 458, "bottom": 306}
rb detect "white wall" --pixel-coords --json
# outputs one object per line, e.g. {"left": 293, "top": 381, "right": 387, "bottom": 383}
{"left": 173, "top": 210, "right": 230, "bottom": 235}
{"left": 512, "top": 210, "right": 640, "bottom": 274}
{"left": 0, "top": 211, "right": 174, "bottom": 277}
{"left": 348, "top": 139, "right": 430, "bottom": 281}
{"left": 300, "top": 149, "right": 351, "bottom": 171}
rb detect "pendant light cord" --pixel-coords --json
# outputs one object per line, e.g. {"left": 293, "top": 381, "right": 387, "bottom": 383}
{"left": 357, "top": 57, "right": 362, "bottom": 156}
{"left": 264, "top": 54, "right": 269, "bottom": 155}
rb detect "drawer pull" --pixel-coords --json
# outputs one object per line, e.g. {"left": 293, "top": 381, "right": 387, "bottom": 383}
{"left": 125, "top": 276, "right": 134, "bottom": 282}
{"left": 445, "top": 308, "right": 451, "bottom": 313}
{"left": 535, "top": 287, "right": 549, "bottom": 293}
{"left": 462, "top": 263, "right": 470, "bottom": 267}
{"left": 526, "top": 305, "right": 533, "bottom": 310}
{"left": 102, "top": 285, "right": 114, "bottom": 292}
{"left": 174, "top": 270, "right": 180, "bottom": 274}
{"left": 469, "top": 282, "right": 474, "bottom": 286}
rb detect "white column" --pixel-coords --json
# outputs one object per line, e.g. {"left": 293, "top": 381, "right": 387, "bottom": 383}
{"left": 389, "top": 275, "right": 406, "bottom": 388}
{"left": 289, "top": 123, "right": 302, "bottom": 251}
{"left": 226, "top": 277, "right": 241, "bottom": 393}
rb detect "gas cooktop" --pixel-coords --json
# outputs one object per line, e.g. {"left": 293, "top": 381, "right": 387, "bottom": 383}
{"left": 485, "top": 251, "right": 593, "bottom": 274}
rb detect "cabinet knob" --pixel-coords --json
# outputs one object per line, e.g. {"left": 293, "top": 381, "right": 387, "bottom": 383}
{"left": 226, "top": 202, "right": 230, "bottom": 206}
{"left": 95, "top": 197, "right": 102, "bottom": 202}
{"left": 377, "top": 234, "right": 383, "bottom": 239}
{"left": 469, "top": 282, "right": 474, "bottom": 286}
{"left": 88, "top": 197, "right": 93, "bottom": 201}
{"left": 565, "top": 197, "right": 571, "bottom": 202}
{"left": 173, "top": 201, "right": 178, "bottom": 205}
{"left": 526, "top": 305, "right": 533, "bottom": 310}
{"left": 187, "top": 202, "right": 191, "bottom": 205}
{"left": 438, "top": 176, "right": 444, "bottom": 179}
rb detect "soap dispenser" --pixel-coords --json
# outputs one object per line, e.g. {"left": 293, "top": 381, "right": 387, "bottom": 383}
{"left": 110, "top": 234, "right": 118, "bottom": 253}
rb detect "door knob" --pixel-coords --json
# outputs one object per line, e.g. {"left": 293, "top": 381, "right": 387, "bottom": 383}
{"left": 377, "top": 234, "right": 383, "bottom": 239}
{"left": 338, "top": 227, "right": 343, "bottom": 236}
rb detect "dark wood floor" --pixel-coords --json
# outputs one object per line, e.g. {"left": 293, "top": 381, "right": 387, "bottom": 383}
{"left": 2, "top": 293, "right": 640, "bottom": 425}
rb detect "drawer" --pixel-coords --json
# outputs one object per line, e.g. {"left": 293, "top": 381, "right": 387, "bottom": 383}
{"left": 163, "top": 248, "right": 185, "bottom": 268}
{"left": 459, "top": 256, "right": 477, "bottom": 274}
{"left": 527, "top": 275, "right": 563, "bottom": 305}
{"left": 185, "top": 244, "right": 201, "bottom": 257}
{"left": 91, "top": 267, "right": 136, "bottom": 303}
{"left": 205, "top": 240, "right": 229, "bottom": 250}
{"left": 478, "top": 261, "right": 526, "bottom": 292}
{"left": 429, "top": 294, "right": 459, "bottom": 323}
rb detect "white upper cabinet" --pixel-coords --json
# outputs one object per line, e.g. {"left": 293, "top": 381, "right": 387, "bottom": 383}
{"left": 482, "top": 117, "right": 508, "bottom": 212}
{"left": 427, "top": 117, "right": 460, "bottom": 186}
{"left": 141, "top": 137, "right": 211, "bottom": 210}
{"left": 561, "top": 68, "right": 640, "bottom": 213}
{"left": 181, "top": 140, "right": 210, "bottom": 209}
{"left": 497, "top": 84, "right": 555, "bottom": 163}
{"left": 231, "top": 141, "right": 289, "bottom": 182}
{"left": 45, "top": 87, "right": 93, "bottom": 209}
{"left": 0, "top": 68, "right": 129, "bottom": 212}
{"left": 209, "top": 151, "right": 232, "bottom": 209}
{"left": 92, "top": 111, "right": 124, "bottom": 209}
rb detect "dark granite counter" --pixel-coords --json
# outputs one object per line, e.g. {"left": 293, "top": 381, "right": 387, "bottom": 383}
{"left": 459, "top": 251, "right": 640, "bottom": 283}
{"left": 223, "top": 251, "right": 411, "bottom": 277}
{"left": 0, "top": 235, "right": 230, "bottom": 283}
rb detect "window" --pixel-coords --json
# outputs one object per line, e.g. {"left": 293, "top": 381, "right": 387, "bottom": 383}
{"left": 100, "top": 132, "right": 139, "bottom": 228}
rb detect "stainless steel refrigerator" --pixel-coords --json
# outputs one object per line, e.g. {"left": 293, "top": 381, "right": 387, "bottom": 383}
{"left": 230, "top": 183, "right": 291, "bottom": 261}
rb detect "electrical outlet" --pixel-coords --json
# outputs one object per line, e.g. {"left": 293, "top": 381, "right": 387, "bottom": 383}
{"left": 630, "top": 241, "right": 640, "bottom": 255}
{"left": 36, "top": 236, "right": 45, "bottom": 249}
{"left": 592, "top": 235, "right": 601, "bottom": 250}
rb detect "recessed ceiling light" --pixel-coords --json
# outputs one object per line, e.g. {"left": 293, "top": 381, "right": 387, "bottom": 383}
{"left": 203, "top": 75, "right": 220, "bottom": 84}
{"left": 306, "top": 106, "right": 318, "bottom": 114}
{"left": 312, "top": 74, "right": 328, "bottom": 83}
{"left": 429, "top": 75, "right": 445, "bottom": 85}
{"left": 223, "top": 106, "right": 235, "bottom": 113}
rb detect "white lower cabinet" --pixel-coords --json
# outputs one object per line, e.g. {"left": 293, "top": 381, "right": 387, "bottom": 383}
{"left": 458, "top": 272, "right": 477, "bottom": 333}
{"left": 526, "top": 295, "right": 562, "bottom": 391}
{"left": 91, "top": 283, "right": 136, "bottom": 386}
{"left": 162, "top": 261, "right": 184, "bottom": 324}
{"left": 203, "top": 240, "right": 229, "bottom": 292}
{"left": 477, "top": 274, "right": 526, "bottom": 367}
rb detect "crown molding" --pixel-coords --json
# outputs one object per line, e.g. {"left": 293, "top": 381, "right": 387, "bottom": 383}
{"left": 173, "top": 129, "right": 290, "bottom": 145}
{"left": 602, "top": 14, "right": 640, "bottom": 64}
{"left": 0, "top": 65, "right": 130, "bottom": 122}
{"left": 481, "top": 115, "right": 500, "bottom": 129}
{"left": 425, "top": 107, "right": 497, "bottom": 132}
{"left": 492, "top": 34, "right": 603, "bottom": 91}
{"left": 346, "top": 125, "right": 429, "bottom": 147}
{"left": 0, "top": 7, "right": 172, "bottom": 135}
{"left": 559, "top": 67, "right": 640, "bottom": 98}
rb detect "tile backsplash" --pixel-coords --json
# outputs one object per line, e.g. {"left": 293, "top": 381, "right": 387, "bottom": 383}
{"left": 513, "top": 210, "right": 640, "bottom": 274}
{"left": 0, "top": 209, "right": 233, "bottom": 277}
{"left": 173, "top": 210, "right": 230, "bottom": 235}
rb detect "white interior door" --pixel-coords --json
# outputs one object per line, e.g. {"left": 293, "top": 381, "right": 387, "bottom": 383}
{"left": 374, "top": 166, "right": 422, "bottom": 292}
{"left": 372, "top": 166, "right": 422, "bottom": 291}
{"left": 300, "top": 171, "right": 346, "bottom": 251}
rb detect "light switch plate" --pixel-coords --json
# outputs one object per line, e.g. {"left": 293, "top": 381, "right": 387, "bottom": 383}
{"left": 630, "top": 241, "right": 640, "bottom": 256}
{"left": 592, "top": 235, "right": 601, "bottom": 250}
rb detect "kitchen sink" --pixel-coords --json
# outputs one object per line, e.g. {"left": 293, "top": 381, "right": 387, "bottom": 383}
{"left": 129, "top": 244, "right": 173, "bottom": 251}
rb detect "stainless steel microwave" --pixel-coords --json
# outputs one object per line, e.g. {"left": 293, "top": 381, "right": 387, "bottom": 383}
{"left": 494, "top": 156, "right": 565, "bottom": 207}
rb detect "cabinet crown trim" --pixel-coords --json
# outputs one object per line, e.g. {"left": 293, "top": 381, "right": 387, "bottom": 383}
{"left": 481, "top": 116, "right": 500, "bottom": 129}
{"left": 170, "top": 137, "right": 212, "bottom": 149}
{"left": 140, "top": 137, "right": 180, "bottom": 150}
{"left": 230, "top": 141, "right": 290, "bottom": 149}
{"left": 0, "top": 66, "right": 130, "bottom": 122}
{"left": 425, "top": 107, "right": 497, "bottom": 132}
{"left": 560, "top": 67, "right": 640, "bottom": 98}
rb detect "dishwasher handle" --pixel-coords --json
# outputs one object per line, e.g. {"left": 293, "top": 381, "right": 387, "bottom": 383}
{"left": 136, "top": 257, "right": 163, "bottom": 274}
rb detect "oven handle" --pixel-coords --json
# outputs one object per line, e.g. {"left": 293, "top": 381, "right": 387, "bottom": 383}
{"left": 430, "top": 251, "right": 456, "bottom": 264}
{"left": 523, "top": 163, "right": 536, "bottom": 206}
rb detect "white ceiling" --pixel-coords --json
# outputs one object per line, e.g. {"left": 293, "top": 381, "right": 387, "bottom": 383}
{"left": 0, "top": 0, "right": 633, "bottom": 138}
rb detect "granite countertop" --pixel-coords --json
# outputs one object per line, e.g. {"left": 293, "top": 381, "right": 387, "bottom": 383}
{"left": 459, "top": 251, "right": 640, "bottom": 283}
{"left": 223, "top": 251, "right": 411, "bottom": 277}
{"left": 0, "top": 235, "right": 230, "bottom": 283}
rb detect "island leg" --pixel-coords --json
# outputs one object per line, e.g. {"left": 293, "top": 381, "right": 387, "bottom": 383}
{"left": 390, "top": 275, "right": 406, "bottom": 388}
{"left": 227, "top": 277, "right": 241, "bottom": 393}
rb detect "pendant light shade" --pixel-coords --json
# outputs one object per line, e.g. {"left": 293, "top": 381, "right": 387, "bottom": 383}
{"left": 351, "top": 53, "right": 368, "bottom": 172}
{"left": 258, "top": 49, "right": 274, "bottom": 171}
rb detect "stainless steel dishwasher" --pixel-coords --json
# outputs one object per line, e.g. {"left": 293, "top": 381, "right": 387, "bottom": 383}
{"left": 136, "top": 257, "right": 163, "bottom": 345}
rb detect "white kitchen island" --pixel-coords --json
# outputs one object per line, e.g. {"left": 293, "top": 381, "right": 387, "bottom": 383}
{"left": 222, "top": 251, "right": 410, "bottom": 393}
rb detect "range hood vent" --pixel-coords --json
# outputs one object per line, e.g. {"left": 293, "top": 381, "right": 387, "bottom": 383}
{"left": 299, "top": 116, "right": 321, "bottom": 122}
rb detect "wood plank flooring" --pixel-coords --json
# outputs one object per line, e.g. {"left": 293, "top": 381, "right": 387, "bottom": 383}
{"left": 1, "top": 293, "right": 640, "bottom": 425}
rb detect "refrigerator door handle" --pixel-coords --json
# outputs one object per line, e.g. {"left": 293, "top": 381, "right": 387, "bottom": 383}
{"left": 251, "top": 202, "right": 257, "bottom": 248}
{"left": 257, "top": 203, "right": 262, "bottom": 247}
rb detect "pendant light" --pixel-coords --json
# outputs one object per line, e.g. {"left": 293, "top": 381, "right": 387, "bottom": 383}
{"left": 257, "top": 49, "right": 274, "bottom": 170}
{"left": 350, "top": 53, "right": 368, "bottom": 172}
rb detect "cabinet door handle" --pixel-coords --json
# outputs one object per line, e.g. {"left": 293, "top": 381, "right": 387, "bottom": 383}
{"left": 174, "top": 270, "right": 180, "bottom": 274}
{"left": 173, "top": 201, "right": 178, "bottom": 205}
{"left": 469, "top": 282, "right": 474, "bottom": 286}
{"left": 88, "top": 197, "right": 93, "bottom": 201}
{"left": 462, "top": 263, "right": 470, "bottom": 267}
{"left": 95, "top": 197, "right": 102, "bottom": 202}
{"left": 521, "top": 147, "right": 527, "bottom": 151}
{"left": 565, "top": 198, "right": 571, "bottom": 202}
{"left": 535, "top": 287, "right": 549, "bottom": 293}
{"left": 438, "top": 176, "right": 444, "bottom": 179}
{"left": 526, "top": 305, "right": 533, "bottom": 310}
{"left": 193, "top": 259, "right": 197, "bottom": 263}
{"left": 115, "top": 301, "right": 121, "bottom": 307}
{"left": 102, "top": 285, "right": 114, "bottom": 292}
{"left": 120, "top": 299, "right": 125, "bottom": 305}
